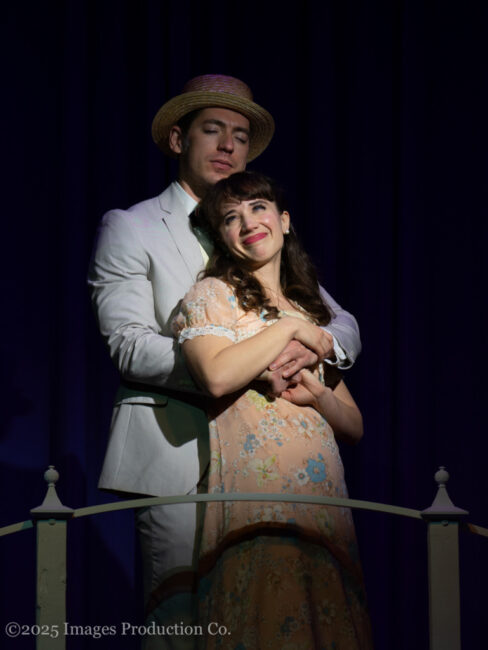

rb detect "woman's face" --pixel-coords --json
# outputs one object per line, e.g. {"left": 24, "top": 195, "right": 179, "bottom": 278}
{"left": 218, "top": 198, "right": 290, "bottom": 269}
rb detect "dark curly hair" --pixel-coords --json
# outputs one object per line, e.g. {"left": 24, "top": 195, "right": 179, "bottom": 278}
{"left": 195, "top": 171, "right": 331, "bottom": 325}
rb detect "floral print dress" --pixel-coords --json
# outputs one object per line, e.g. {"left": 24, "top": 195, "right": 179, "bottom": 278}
{"left": 174, "top": 277, "right": 373, "bottom": 649}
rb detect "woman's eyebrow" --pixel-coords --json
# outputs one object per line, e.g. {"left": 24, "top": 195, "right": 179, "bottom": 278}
{"left": 222, "top": 207, "right": 238, "bottom": 219}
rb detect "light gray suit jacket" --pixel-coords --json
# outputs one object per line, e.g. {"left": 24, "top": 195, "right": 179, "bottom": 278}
{"left": 88, "top": 183, "right": 361, "bottom": 498}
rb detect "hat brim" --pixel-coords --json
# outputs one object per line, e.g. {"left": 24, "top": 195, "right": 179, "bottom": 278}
{"left": 151, "top": 91, "right": 275, "bottom": 162}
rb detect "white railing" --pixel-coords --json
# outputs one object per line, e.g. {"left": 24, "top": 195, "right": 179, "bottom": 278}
{"left": 1, "top": 466, "right": 487, "bottom": 650}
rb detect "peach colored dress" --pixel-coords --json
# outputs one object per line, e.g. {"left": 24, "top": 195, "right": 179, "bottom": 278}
{"left": 174, "top": 277, "right": 373, "bottom": 649}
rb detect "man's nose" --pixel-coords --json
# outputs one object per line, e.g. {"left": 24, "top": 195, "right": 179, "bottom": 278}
{"left": 217, "top": 130, "right": 234, "bottom": 152}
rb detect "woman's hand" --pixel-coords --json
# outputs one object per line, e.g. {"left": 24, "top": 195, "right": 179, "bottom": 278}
{"left": 281, "top": 317, "right": 333, "bottom": 360}
{"left": 281, "top": 370, "right": 363, "bottom": 444}
{"left": 281, "top": 369, "right": 326, "bottom": 407}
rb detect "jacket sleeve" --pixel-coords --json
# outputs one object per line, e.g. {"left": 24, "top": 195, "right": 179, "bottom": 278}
{"left": 319, "top": 284, "right": 361, "bottom": 369}
{"left": 87, "top": 209, "right": 197, "bottom": 392}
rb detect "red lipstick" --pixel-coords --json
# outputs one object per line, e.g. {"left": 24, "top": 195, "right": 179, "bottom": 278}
{"left": 243, "top": 233, "right": 267, "bottom": 245}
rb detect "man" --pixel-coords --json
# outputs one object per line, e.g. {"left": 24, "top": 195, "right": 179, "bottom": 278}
{"left": 88, "top": 74, "right": 361, "bottom": 646}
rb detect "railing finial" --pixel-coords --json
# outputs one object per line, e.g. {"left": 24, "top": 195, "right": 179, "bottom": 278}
{"left": 435, "top": 466, "right": 449, "bottom": 486}
{"left": 421, "top": 466, "right": 468, "bottom": 521}
{"left": 30, "top": 466, "right": 74, "bottom": 520}
{"left": 44, "top": 465, "right": 59, "bottom": 483}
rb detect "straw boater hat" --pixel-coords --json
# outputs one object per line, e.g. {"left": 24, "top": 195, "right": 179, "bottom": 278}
{"left": 151, "top": 74, "right": 275, "bottom": 162}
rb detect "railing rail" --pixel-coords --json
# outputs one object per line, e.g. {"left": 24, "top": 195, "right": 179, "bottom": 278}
{"left": 73, "top": 492, "right": 423, "bottom": 520}
{"left": 1, "top": 466, "right": 487, "bottom": 650}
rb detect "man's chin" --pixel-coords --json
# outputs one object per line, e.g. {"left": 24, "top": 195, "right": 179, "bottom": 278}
{"left": 209, "top": 168, "right": 234, "bottom": 182}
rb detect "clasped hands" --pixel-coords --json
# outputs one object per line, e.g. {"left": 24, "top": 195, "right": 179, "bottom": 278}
{"left": 259, "top": 323, "right": 335, "bottom": 401}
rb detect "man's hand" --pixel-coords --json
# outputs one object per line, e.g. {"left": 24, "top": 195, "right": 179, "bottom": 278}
{"left": 256, "top": 369, "right": 295, "bottom": 397}
{"left": 256, "top": 336, "right": 335, "bottom": 398}
{"left": 269, "top": 338, "right": 333, "bottom": 379}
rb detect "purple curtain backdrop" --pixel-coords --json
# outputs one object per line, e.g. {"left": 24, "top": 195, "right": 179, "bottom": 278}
{"left": 2, "top": 1, "right": 487, "bottom": 648}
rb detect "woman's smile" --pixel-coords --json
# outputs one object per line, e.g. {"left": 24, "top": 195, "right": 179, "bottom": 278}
{"left": 219, "top": 198, "right": 289, "bottom": 269}
{"left": 242, "top": 232, "right": 268, "bottom": 245}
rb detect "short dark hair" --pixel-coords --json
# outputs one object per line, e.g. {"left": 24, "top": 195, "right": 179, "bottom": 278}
{"left": 175, "top": 109, "right": 203, "bottom": 152}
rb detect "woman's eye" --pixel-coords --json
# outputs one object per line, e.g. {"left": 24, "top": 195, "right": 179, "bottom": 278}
{"left": 224, "top": 215, "right": 237, "bottom": 225}
{"left": 253, "top": 203, "right": 266, "bottom": 211}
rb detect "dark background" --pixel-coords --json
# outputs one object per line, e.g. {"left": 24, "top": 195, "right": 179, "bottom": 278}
{"left": 1, "top": 1, "right": 487, "bottom": 648}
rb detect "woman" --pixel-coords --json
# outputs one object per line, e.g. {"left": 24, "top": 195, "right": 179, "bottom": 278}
{"left": 173, "top": 172, "right": 372, "bottom": 649}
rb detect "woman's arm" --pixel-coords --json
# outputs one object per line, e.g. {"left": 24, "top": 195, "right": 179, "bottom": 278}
{"left": 182, "top": 317, "right": 331, "bottom": 399}
{"left": 281, "top": 370, "right": 363, "bottom": 445}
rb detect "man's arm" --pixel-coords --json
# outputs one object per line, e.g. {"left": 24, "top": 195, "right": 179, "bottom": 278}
{"left": 88, "top": 209, "right": 197, "bottom": 392}
{"left": 264, "top": 285, "right": 360, "bottom": 393}
{"left": 319, "top": 285, "right": 361, "bottom": 369}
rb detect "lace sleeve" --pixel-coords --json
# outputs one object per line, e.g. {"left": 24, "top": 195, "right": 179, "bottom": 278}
{"left": 172, "top": 278, "right": 238, "bottom": 344}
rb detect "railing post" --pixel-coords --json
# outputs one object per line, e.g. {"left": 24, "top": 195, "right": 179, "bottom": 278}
{"left": 30, "top": 466, "right": 73, "bottom": 650}
{"left": 421, "top": 467, "right": 468, "bottom": 650}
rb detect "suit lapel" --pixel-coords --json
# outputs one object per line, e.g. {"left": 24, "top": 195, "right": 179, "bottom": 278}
{"left": 158, "top": 185, "right": 204, "bottom": 282}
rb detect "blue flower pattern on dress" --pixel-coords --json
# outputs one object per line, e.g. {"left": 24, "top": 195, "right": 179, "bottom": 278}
{"left": 243, "top": 433, "right": 259, "bottom": 455}
{"left": 306, "top": 453, "right": 327, "bottom": 483}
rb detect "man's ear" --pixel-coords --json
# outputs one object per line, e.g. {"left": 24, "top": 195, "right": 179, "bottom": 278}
{"left": 168, "top": 125, "right": 183, "bottom": 155}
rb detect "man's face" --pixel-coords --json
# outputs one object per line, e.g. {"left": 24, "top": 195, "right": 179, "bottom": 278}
{"left": 169, "top": 107, "right": 250, "bottom": 200}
